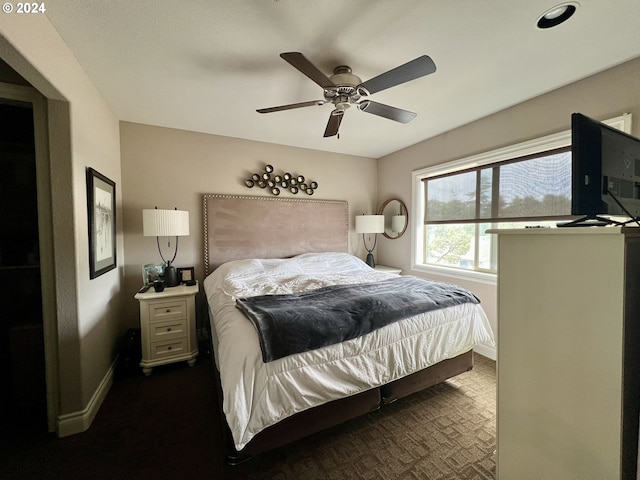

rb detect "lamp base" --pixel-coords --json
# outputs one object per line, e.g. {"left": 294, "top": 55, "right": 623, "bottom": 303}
{"left": 365, "top": 253, "right": 375, "bottom": 268}
{"left": 163, "top": 264, "right": 179, "bottom": 287}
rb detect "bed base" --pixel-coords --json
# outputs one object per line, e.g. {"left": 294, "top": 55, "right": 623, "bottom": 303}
{"left": 381, "top": 352, "right": 473, "bottom": 405}
{"left": 213, "top": 345, "right": 474, "bottom": 465}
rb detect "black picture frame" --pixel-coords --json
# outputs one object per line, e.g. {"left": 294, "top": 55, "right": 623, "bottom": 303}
{"left": 87, "top": 167, "right": 116, "bottom": 279}
{"left": 177, "top": 267, "right": 195, "bottom": 284}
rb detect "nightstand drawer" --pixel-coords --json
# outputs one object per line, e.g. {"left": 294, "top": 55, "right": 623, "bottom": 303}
{"left": 150, "top": 319, "right": 187, "bottom": 341}
{"left": 149, "top": 299, "right": 187, "bottom": 322}
{"left": 150, "top": 338, "right": 187, "bottom": 359}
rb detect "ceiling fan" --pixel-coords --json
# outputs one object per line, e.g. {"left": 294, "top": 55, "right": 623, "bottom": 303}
{"left": 257, "top": 52, "right": 436, "bottom": 138}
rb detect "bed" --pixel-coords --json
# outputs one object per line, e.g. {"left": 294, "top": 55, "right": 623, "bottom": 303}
{"left": 202, "top": 193, "right": 495, "bottom": 463}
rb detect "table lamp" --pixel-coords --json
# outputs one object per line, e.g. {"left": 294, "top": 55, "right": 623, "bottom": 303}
{"left": 355, "top": 214, "right": 384, "bottom": 268}
{"left": 392, "top": 213, "right": 406, "bottom": 233}
{"left": 143, "top": 207, "right": 189, "bottom": 287}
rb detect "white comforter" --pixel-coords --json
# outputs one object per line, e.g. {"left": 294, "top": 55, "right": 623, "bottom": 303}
{"left": 204, "top": 252, "right": 494, "bottom": 451}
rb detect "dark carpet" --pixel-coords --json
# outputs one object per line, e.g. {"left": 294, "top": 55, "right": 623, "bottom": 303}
{"left": 0, "top": 352, "right": 495, "bottom": 480}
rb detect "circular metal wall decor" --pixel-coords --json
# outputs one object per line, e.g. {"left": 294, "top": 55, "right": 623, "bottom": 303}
{"left": 244, "top": 164, "right": 319, "bottom": 196}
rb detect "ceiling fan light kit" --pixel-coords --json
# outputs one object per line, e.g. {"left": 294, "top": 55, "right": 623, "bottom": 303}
{"left": 257, "top": 52, "right": 437, "bottom": 138}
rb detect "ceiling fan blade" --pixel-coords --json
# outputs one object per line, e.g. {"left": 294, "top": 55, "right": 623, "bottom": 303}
{"left": 280, "top": 52, "right": 337, "bottom": 89}
{"left": 358, "top": 55, "right": 436, "bottom": 95}
{"left": 358, "top": 100, "right": 416, "bottom": 124}
{"left": 323, "top": 110, "right": 344, "bottom": 137}
{"left": 257, "top": 100, "right": 325, "bottom": 114}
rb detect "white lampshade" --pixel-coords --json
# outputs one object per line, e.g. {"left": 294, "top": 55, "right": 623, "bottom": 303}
{"left": 143, "top": 209, "right": 190, "bottom": 237}
{"left": 355, "top": 214, "right": 384, "bottom": 234}
{"left": 391, "top": 215, "right": 406, "bottom": 233}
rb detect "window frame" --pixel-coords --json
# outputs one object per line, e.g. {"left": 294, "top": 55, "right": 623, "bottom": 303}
{"left": 411, "top": 114, "right": 632, "bottom": 283}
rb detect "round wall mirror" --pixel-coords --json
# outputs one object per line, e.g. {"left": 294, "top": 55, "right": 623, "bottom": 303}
{"left": 378, "top": 198, "right": 408, "bottom": 239}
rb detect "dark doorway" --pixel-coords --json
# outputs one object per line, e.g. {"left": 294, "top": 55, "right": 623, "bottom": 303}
{"left": 0, "top": 102, "right": 47, "bottom": 435}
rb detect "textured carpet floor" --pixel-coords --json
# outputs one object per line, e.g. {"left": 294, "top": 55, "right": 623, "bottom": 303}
{"left": 1, "top": 353, "right": 495, "bottom": 480}
{"left": 230, "top": 353, "right": 496, "bottom": 480}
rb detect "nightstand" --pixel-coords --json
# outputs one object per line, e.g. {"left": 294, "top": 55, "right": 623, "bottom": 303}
{"left": 134, "top": 283, "right": 199, "bottom": 376}
{"left": 374, "top": 265, "right": 402, "bottom": 275}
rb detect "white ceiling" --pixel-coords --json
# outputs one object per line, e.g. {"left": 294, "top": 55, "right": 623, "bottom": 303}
{"left": 45, "top": 0, "right": 640, "bottom": 159}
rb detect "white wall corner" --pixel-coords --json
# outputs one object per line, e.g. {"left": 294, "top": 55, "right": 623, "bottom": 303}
{"left": 56, "top": 355, "right": 118, "bottom": 437}
{"left": 474, "top": 344, "right": 496, "bottom": 362}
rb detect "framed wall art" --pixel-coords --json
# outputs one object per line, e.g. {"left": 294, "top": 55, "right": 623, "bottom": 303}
{"left": 177, "top": 266, "right": 195, "bottom": 284}
{"left": 87, "top": 167, "right": 117, "bottom": 279}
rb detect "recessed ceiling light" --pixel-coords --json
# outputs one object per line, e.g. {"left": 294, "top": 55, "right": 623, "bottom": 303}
{"left": 537, "top": 3, "right": 578, "bottom": 29}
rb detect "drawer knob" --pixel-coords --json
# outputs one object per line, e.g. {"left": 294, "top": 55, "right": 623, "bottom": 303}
{"left": 166, "top": 309, "right": 171, "bottom": 313}
{"left": 167, "top": 327, "right": 172, "bottom": 332}
{"left": 168, "top": 346, "right": 172, "bottom": 350}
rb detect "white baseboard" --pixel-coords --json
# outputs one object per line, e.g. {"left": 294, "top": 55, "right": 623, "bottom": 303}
{"left": 474, "top": 344, "right": 496, "bottom": 362}
{"left": 56, "top": 355, "right": 118, "bottom": 437}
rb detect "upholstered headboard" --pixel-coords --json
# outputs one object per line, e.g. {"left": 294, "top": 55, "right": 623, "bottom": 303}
{"left": 203, "top": 194, "right": 349, "bottom": 276}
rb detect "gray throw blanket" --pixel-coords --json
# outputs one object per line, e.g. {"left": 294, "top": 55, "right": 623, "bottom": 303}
{"left": 236, "top": 276, "right": 480, "bottom": 363}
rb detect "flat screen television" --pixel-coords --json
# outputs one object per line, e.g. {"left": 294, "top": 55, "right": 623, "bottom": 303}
{"left": 564, "top": 113, "right": 640, "bottom": 226}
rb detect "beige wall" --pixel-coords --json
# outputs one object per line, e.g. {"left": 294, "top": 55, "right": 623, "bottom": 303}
{"left": 119, "top": 122, "right": 378, "bottom": 327}
{"left": 377, "top": 56, "right": 640, "bottom": 351}
{"left": 0, "top": 16, "right": 124, "bottom": 417}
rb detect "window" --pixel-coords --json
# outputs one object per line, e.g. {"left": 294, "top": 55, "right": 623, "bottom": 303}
{"left": 423, "top": 149, "right": 571, "bottom": 273}
{"left": 411, "top": 114, "right": 632, "bottom": 279}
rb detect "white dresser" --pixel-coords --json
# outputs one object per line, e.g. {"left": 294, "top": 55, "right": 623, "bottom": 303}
{"left": 492, "top": 227, "right": 640, "bottom": 480}
{"left": 134, "top": 283, "right": 199, "bottom": 376}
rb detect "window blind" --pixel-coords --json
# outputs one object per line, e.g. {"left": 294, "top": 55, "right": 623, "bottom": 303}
{"left": 423, "top": 147, "right": 572, "bottom": 224}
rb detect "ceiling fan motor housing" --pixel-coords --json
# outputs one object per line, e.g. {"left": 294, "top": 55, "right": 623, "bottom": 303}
{"left": 325, "top": 65, "right": 363, "bottom": 105}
